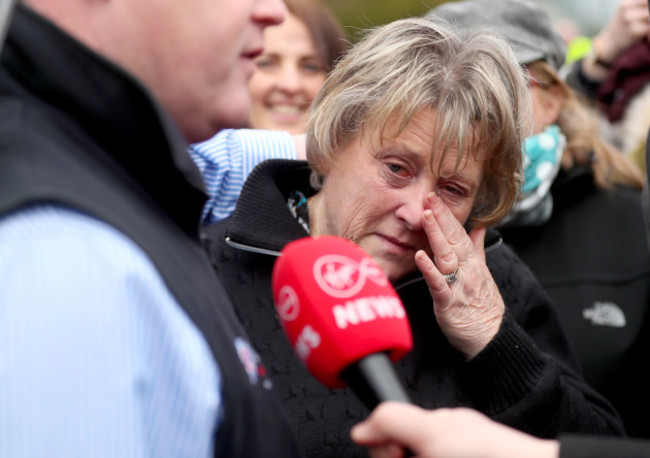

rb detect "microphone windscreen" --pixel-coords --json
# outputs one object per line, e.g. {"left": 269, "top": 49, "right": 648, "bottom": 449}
{"left": 272, "top": 236, "right": 412, "bottom": 388}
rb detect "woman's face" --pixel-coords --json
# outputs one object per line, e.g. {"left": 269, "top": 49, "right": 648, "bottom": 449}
{"left": 529, "top": 85, "right": 553, "bottom": 135}
{"left": 528, "top": 70, "right": 563, "bottom": 135}
{"left": 309, "top": 109, "right": 485, "bottom": 282}
{"left": 247, "top": 13, "right": 328, "bottom": 134}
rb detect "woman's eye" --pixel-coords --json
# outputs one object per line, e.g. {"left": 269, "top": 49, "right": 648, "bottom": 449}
{"left": 255, "top": 58, "right": 274, "bottom": 69}
{"left": 441, "top": 184, "right": 465, "bottom": 196}
{"left": 301, "top": 62, "right": 323, "bottom": 73}
{"left": 387, "top": 163, "right": 409, "bottom": 177}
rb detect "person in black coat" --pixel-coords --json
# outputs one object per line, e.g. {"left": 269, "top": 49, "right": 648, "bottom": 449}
{"left": 203, "top": 17, "right": 624, "bottom": 458}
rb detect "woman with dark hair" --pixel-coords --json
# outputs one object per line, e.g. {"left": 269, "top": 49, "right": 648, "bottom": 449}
{"left": 247, "top": 0, "right": 348, "bottom": 134}
{"left": 188, "top": 0, "right": 346, "bottom": 222}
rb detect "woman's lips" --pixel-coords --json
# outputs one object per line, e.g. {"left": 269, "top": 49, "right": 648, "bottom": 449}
{"left": 265, "top": 102, "right": 308, "bottom": 124}
{"left": 376, "top": 234, "right": 417, "bottom": 253}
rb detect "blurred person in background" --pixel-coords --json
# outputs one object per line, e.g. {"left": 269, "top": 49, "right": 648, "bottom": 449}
{"left": 429, "top": 0, "right": 650, "bottom": 439}
{"left": 0, "top": 0, "right": 306, "bottom": 457}
{"left": 247, "top": 0, "right": 348, "bottom": 134}
{"left": 189, "top": 0, "right": 347, "bottom": 223}
{"left": 564, "top": 0, "right": 650, "bottom": 172}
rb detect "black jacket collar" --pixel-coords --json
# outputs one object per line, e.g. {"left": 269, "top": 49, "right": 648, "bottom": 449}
{"left": 224, "top": 159, "right": 314, "bottom": 253}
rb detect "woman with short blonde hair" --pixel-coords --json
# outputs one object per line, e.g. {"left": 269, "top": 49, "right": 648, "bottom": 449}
{"left": 203, "top": 17, "right": 623, "bottom": 457}
{"left": 307, "top": 18, "right": 529, "bottom": 227}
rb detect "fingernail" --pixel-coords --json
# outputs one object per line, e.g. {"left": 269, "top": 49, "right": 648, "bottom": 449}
{"left": 350, "top": 423, "right": 368, "bottom": 440}
{"left": 423, "top": 209, "right": 433, "bottom": 222}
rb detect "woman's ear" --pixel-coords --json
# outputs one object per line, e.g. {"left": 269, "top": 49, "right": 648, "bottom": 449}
{"left": 539, "top": 85, "right": 564, "bottom": 126}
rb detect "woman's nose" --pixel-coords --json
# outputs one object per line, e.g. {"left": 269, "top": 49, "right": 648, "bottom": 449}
{"left": 394, "top": 191, "right": 429, "bottom": 231}
{"left": 277, "top": 64, "right": 302, "bottom": 93}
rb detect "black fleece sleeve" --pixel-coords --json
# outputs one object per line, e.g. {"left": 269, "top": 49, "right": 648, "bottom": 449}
{"left": 458, "top": 241, "right": 625, "bottom": 438}
{"left": 560, "top": 434, "right": 650, "bottom": 458}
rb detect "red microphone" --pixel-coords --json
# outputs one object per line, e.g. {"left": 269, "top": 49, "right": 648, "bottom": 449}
{"left": 272, "top": 235, "right": 413, "bottom": 410}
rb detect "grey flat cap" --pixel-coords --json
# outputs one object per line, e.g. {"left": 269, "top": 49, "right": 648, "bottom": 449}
{"left": 426, "top": 0, "right": 566, "bottom": 71}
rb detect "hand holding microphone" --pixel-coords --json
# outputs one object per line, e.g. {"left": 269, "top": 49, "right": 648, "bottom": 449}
{"left": 271, "top": 235, "right": 413, "bottom": 410}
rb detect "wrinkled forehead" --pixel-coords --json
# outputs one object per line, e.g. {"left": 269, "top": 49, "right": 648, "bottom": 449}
{"left": 364, "top": 106, "right": 486, "bottom": 169}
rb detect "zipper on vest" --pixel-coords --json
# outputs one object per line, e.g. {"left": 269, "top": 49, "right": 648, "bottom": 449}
{"left": 225, "top": 236, "right": 283, "bottom": 257}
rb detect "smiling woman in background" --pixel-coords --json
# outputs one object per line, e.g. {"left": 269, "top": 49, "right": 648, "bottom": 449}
{"left": 189, "top": 0, "right": 347, "bottom": 222}
{"left": 247, "top": 0, "right": 348, "bottom": 134}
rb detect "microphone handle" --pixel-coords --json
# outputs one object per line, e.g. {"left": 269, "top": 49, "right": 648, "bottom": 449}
{"left": 342, "top": 353, "right": 415, "bottom": 457}
{"left": 340, "top": 352, "right": 412, "bottom": 411}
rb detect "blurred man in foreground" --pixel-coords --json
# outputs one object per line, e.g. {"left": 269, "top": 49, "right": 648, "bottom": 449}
{"left": 0, "top": 1, "right": 305, "bottom": 457}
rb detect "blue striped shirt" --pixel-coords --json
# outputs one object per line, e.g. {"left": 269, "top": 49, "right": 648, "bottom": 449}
{"left": 190, "top": 129, "right": 297, "bottom": 224}
{"left": 0, "top": 128, "right": 296, "bottom": 457}
{"left": 0, "top": 207, "right": 220, "bottom": 458}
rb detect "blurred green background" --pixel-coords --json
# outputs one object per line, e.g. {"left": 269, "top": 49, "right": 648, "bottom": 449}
{"left": 323, "top": 0, "right": 618, "bottom": 42}
{"left": 324, "top": 0, "right": 445, "bottom": 41}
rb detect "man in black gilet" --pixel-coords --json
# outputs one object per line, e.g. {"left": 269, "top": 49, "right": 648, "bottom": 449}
{"left": 0, "top": 1, "right": 300, "bottom": 456}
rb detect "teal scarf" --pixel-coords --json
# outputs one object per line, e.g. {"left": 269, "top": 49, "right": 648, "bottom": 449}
{"left": 505, "top": 125, "right": 565, "bottom": 227}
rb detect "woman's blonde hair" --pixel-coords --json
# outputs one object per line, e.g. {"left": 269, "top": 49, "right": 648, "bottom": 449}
{"left": 306, "top": 18, "right": 531, "bottom": 227}
{"left": 527, "top": 60, "right": 644, "bottom": 189}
